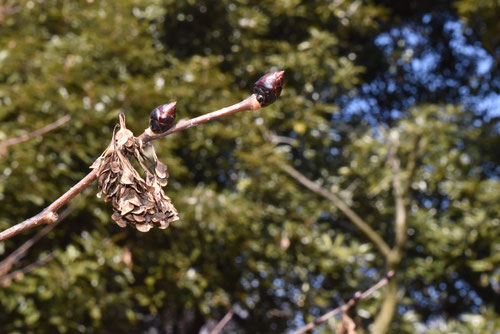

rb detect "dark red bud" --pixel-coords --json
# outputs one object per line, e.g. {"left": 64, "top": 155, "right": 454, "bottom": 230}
{"left": 253, "top": 71, "right": 284, "bottom": 107}
{"left": 149, "top": 102, "right": 177, "bottom": 133}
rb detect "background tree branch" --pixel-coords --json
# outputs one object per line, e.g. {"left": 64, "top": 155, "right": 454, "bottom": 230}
{"left": 280, "top": 164, "right": 392, "bottom": 258}
{"left": 0, "top": 196, "right": 84, "bottom": 277}
{"left": 293, "top": 271, "right": 395, "bottom": 334}
{"left": 210, "top": 308, "right": 235, "bottom": 334}
{"left": 0, "top": 115, "right": 70, "bottom": 159}
{"left": 0, "top": 252, "right": 56, "bottom": 287}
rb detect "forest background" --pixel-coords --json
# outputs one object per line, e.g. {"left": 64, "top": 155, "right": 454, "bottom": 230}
{"left": 1, "top": 0, "right": 499, "bottom": 333}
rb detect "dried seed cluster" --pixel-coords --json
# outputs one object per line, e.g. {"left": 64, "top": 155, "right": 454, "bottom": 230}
{"left": 91, "top": 114, "right": 178, "bottom": 232}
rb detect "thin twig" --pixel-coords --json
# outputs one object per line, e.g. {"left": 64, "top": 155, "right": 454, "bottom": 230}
{"left": 0, "top": 169, "right": 98, "bottom": 242}
{"left": 280, "top": 164, "right": 392, "bottom": 258}
{"left": 0, "top": 197, "right": 84, "bottom": 276}
{"left": 0, "top": 115, "right": 71, "bottom": 158}
{"left": 210, "top": 308, "right": 235, "bottom": 334}
{"left": 138, "top": 95, "right": 260, "bottom": 143}
{"left": 0, "top": 252, "right": 56, "bottom": 286}
{"left": 406, "top": 135, "right": 421, "bottom": 192}
{"left": 387, "top": 145, "right": 407, "bottom": 252}
{"left": 268, "top": 133, "right": 296, "bottom": 146}
{"left": 293, "top": 271, "right": 395, "bottom": 334}
{"left": 0, "top": 95, "right": 263, "bottom": 242}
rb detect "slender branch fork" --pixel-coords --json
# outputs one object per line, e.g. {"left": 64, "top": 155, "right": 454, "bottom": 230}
{"left": 293, "top": 270, "right": 395, "bottom": 334}
{"left": 279, "top": 164, "right": 392, "bottom": 258}
{"left": 0, "top": 95, "right": 262, "bottom": 242}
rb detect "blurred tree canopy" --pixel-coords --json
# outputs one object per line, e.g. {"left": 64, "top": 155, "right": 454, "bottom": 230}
{"left": 0, "top": 0, "right": 499, "bottom": 333}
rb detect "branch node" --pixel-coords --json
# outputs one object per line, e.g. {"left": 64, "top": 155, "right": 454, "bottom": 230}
{"left": 45, "top": 212, "right": 59, "bottom": 224}
{"left": 354, "top": 291, "right": 363, "bottom": 301}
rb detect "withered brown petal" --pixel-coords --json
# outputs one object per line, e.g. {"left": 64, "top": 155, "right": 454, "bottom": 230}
{"left": 155, "top": 162, "right": 168, "bottom": 179}
{"left": 158, "top": 178, "right": 168, "bottom": 187}
{"left": 126, "top": 192, "right": 142, "bottom": 207}
{"left": 115, "top": 128, "right": 134, "bottom": 147}
{"left": 133, "top": 214, "right": 146, "bottom": 223}
{"left": 120, "top": 170, "right": 135, "bottom": 185}
{"left": 110, "top": 160, "right": 120, "bottom": 173}
{"left": 157, "top": 220, "right": 169, "bottom": 229}
{"left": 132, "top": 206, "right": 146, "bottom": 214}
{"left": 136, "top": 223, "right": 152, "bottom": 232}
{"left": 119, "top": 201, "right": 135, "bottom": 216}
{"left": 112, "top": 212, "right": 127, "bottom": 228}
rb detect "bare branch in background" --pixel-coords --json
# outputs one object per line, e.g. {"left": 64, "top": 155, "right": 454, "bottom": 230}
{"left": 280, "top": 164, "right": 392, "bottom": 258}
{"left": 293, "top": 271, "right": 395, "bottom": 334}
{"left": 0, "top": 115, "right": 71, "bottom": 159}
{"left": 0, "top": 252, "right": 56, "bottom": 287}
{"left": 387, "top": 144, "right": 407, "bottom": 254}
{"left": 210, "top": 308, "right": 235, "bottom": 334}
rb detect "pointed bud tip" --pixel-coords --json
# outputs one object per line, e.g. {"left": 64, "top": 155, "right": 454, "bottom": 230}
{"left": 253, "top": 70, "right": 285, "bottom": 107}
{"left": 160, "top": 101, "right": 177, "bottom": 114}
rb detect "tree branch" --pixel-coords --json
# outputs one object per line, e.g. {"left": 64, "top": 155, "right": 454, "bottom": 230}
{"left": 0, "top": 198, "right": 83, "bottom": 276}
{"left": 372, "top": 142, "right": 409, "bottom": 334}
{"left": 406, "top": 135, "right": 421, "bottom": 192}
{"left": 138, "top": 95, "right": 260, "bottom": 144}
{"left": 0, "top": 252, "right": 56, "bottom": 287}
{"left": 210, "top": 308, "right": 235, "bottom": 334}
{"left": 0, "top": 115, "right": 71, "bottom": 158}
{"left": 0, "top": 169, "right": 98, "bottom": 242}
{"left": 280, "top": 164, "right": 392, "bottom": 258}
{"left": 293, "top": 271, "right": 395, "bottom": 334}
{"left": 0, "top": 95, "right": 264, "bottom": 242}
{"left": 387, "top": 145, "right": 407, "bottom": 255}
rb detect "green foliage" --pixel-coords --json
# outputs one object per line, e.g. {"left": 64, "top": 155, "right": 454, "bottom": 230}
{"left": 0, "top": 0, "right": 499, "bottom": 333}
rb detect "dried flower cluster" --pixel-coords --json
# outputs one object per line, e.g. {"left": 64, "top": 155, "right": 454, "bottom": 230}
{"left": 91, "top": 114, "right": 178, "bottom": 232}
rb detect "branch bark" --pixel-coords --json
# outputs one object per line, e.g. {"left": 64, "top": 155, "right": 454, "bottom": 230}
{"left": 388, "top": 145, "right": 407, "bottom": 254}
{"left": 0, "top": 95, "right": 263, "bottom": 242}
{"left": 0, "top": 199, "right": 82, "bottom": 276}
{"left": 373, "top": 142, "right": 413, "bottom": 334}
{"left": 293, "top": 271, "right": 395, "bottom": 334}
{"left": 0, "top": 115, "right": 71, "bottom": 158}
{"left": 210, "top": 308, "right": 235, "bottom": 334}
{"left": 0, "top": 252, "right": 56, "bottom": 286}
{"left": 280, "top": 164, "right": 392, "bottom": 258}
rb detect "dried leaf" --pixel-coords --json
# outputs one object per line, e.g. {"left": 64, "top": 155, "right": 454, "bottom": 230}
{"left": 133, "top": 214, "right": 146, "bottom": 223}
{"left": 115, "top": 128, "right": 133, "bottom": 146}
{"left": 120, "top": 170, "right": 135, "bottom": 185}
{"left": 119, "top": 200, "right": 135, "bottom": 216}
{"left": 155, "top": 162, "right": 168, "bottom": 179}
{"left": 136, "top": 223, "right": 152, "bottom": 232}
{"left": 110, "top": 160, "right": 120, "bottom": 173}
